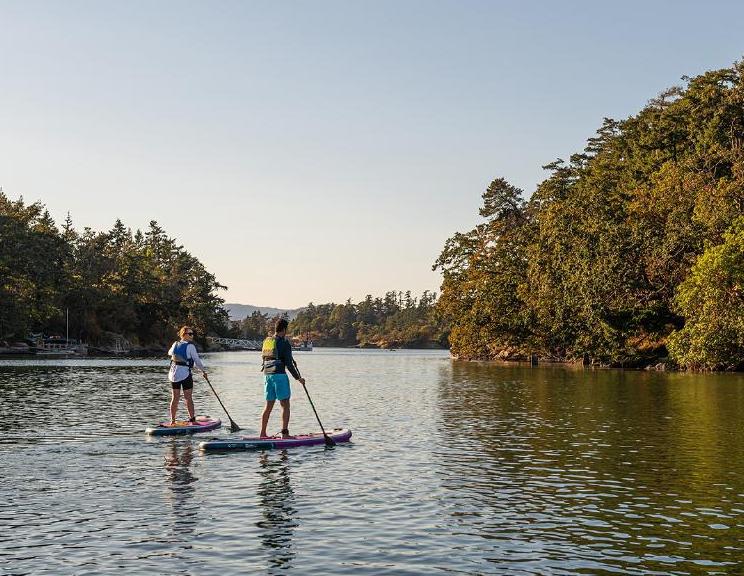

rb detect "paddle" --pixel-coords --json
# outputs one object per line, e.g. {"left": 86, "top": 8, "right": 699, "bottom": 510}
{"left": 293, "top": 360, "right": 335, "bottom": 447}
{"left": 202, "top": 373, "right": 242, "bottom": 432}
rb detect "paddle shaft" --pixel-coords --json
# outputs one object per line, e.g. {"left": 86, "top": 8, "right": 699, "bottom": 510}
{"left": 293, "top": 360, "right": 335, "bottom": 446}
{"left": 203, "top": 374, "right": 242, "bottom": 432}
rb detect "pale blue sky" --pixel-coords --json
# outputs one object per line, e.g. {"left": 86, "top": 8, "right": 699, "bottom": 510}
{"left": 1, "top": 1, "right": 742, "bottom": 307}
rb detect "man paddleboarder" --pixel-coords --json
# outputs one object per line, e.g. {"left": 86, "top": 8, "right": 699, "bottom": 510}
{"left": 260, "top": 318, "right": 305, "bottom": 438}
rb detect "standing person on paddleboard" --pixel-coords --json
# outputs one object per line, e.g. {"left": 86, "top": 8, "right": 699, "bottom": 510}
{"left": 167, "top": 326, "right": 208, "bottom": 425}
{"left": 260, "top": 318, "right": 305, "bottom": 438}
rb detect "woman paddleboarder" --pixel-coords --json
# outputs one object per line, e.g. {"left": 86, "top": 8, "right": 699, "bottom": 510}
{"left": 167, "top": 326, "right": 208, "bottom": 424}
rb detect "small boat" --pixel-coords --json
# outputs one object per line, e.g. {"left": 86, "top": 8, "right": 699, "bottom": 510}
{"left": 292, "top": 331, "right": 313, "bottom": 351}
{"left": 292, "top": 341, "right": 313, "bottom": 352}
{"left": 35, "top": 337, "right": 88, "bottom": 356}
{"left": 199, "top": 427, "right": 351, "bottom": 451}
{"left": 32, "top": 310, "right": 88, "bottom": 356}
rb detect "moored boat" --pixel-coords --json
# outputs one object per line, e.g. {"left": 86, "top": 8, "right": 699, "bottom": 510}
{"left": 292, "top": 339, "right": 313, "bottom": 352}
{"left": 34, "top": 336, "right": 87, "bottom": 356}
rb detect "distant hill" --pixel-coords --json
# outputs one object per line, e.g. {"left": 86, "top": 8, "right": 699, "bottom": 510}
{"left": 225, "top": 303, "right": 304, "bottom": 321}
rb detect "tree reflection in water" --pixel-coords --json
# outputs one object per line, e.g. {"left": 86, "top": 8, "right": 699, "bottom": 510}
{"left": 434, "top": 362, "right": 744, "bottom": 573}
{"left": 256, "top": 450, "right": 298, "bottom": 572}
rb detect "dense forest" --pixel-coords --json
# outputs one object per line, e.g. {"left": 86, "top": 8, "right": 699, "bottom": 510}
{"left": 230, "top": 290, "right": 449, "bottom": 349}
{"left": 0, "top": 192, "right": 228, "bottom": 349}
{"left": 0, "top": 193, "right": 447, "bottom": 351}
{"left": 435, "top": 60, "right": 744, "bottom": 370}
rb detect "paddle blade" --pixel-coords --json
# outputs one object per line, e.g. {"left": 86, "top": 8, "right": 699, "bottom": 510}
{"left": 323, "top": 434, "right": 336, "bottom": 447}
{"left": 229, "top": 420, "right": 242, "bottom": 433}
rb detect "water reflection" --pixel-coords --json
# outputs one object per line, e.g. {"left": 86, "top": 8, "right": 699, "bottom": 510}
{"left": 0, "top": 365, "right": 165, "bottom": 440}
{"left": 3, "top": 351, "right": 743, "bottom": 575}
{"left": 256, "top": 450, "right": 298, "bottom": 572}
{"left": 434, "top": 362, "right": 744, "bottom": 574}
{"left": 163, "top": 440, "right": 198, "bottom": 542}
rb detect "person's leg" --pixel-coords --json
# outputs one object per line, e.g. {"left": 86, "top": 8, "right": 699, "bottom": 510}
{"left": 170, "top": 388, "right": 181, "bottom": 424}
{"left": 170, "top": 382, "right": 181, "bottom": 424}
{"left": 183, "top": 388, "right": 195, "bottom": 422}
{"left": 260, "top": 400, "right": 275, "bottom": 437}
{"left": 279, "top": 399, "right": 291, "bottom": 437}
{"left": 180, "top": 375, "right": 195, "bottom": 422}
{"left": 274, "top": 373, "right": 292, "bottom": 437}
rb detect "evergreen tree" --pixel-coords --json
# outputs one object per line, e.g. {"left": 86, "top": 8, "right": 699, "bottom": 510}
{"left": 436, "top": 60, "right": 744, "bottom": 368}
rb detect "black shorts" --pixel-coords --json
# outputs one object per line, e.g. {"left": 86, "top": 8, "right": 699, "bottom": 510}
{"left": 171, "top": 374, "right": 194, "bottom": 390}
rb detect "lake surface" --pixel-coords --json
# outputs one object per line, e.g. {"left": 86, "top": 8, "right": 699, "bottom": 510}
{"left": 1, "top": 349, "right": 743, "bottom": 575}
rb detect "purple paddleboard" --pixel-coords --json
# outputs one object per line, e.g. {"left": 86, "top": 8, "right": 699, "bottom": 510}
{"left": 199, "top": 427, "right": 352, "bottom": 451}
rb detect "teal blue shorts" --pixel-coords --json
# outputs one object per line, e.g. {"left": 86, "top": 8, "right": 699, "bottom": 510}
{"left": 264, "top": 373, "right": 291, "bottom": 401}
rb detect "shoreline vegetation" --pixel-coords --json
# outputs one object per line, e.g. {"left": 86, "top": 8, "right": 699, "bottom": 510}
{"left": 0, "top": 192, "right": 448, "bottom": 353}
{"left": 435, "top": 60, "right": 744, "bottom": 371}
{"left": 0, "top": 195, "right": 229, "bottom": 353}
{"left": 4, "top": 59, "right": 744, "bottom": 370}
{"left": 227, "top": 291, "right": 449, "bottom": 350}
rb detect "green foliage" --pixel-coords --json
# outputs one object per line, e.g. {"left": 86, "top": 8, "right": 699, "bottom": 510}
{"left": 233, "top": 310, "right": 272, "bottom": 340}
{"left": 434, "top": 178, "right": 532, "bottom": 359}
{"left": 0, "top": 195, "right": 68, "bottom": 339}
{"left": 436, "top": 60, "right": 744, "bottom": 368}
{"left": 0, "top": 192, "right": 228, "bottom": 346}
{"left": 291, "top": 291, "right": 448, "bottom": 348}
{"left": 668, "top": 217, "right": 744, "bottom": 370}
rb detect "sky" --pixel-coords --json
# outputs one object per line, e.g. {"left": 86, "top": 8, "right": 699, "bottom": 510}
{"left": 1, "top": 1, "right": 742, "bottom": 308}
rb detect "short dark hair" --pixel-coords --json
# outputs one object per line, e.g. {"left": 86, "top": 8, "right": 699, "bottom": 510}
{"left": 275, "top": 318, "right": 288, "bottom": 333}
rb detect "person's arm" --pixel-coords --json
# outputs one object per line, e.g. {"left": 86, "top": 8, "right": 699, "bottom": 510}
{"left": 281, "top": 340, "right": 302, "bottom": 380}
{"left": 189, "top": 343, "right": 207, "bottom": 374}
{"left": 167, "top": 342, "right": 175, "bottom": 356}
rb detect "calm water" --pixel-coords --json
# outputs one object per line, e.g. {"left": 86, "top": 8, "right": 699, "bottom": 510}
{"left": 1, "top": 349, "right": 743, "bottom": 575}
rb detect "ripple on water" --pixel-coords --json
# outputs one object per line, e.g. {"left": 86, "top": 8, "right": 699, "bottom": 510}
{"left": 1, "top": 351, "right": 744, "bottom": 574}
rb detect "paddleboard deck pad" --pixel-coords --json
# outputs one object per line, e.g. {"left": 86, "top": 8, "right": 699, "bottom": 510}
{"left": 146, "top": 416, "right": 222, "bottom": 436}
{"left": 199, "top": 427, "right": 352, "bottom": 451}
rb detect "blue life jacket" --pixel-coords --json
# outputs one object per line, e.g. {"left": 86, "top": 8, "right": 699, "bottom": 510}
{"left": 171, "top": 341, "right": 194, "bottom": 370}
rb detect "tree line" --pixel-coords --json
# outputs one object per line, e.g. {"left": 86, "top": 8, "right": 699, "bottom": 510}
{"left": 230, "top": 291, "right": 449, "bottom": 348}
{"left": 435, "top": 60, "right": 744, "bottom": 370}
{"left": 0, "top": 192, "right": 228, "bottom": 348}
{"left": 0, "top": 193, "right": 448, "bottom": 351}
